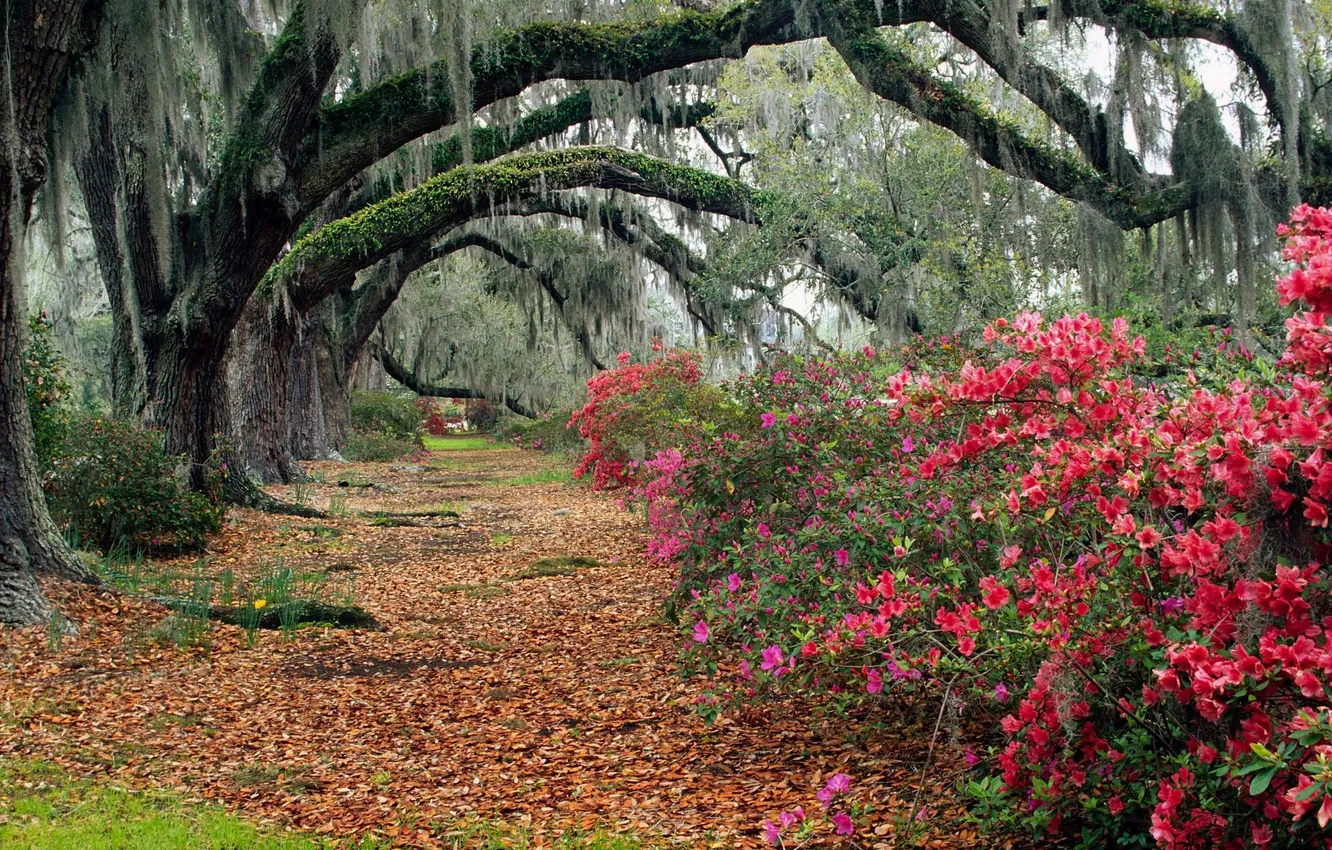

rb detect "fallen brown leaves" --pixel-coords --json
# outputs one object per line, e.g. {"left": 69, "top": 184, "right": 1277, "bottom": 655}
{"left": 0, "top": 445, "right": 1002, "bottom": 849}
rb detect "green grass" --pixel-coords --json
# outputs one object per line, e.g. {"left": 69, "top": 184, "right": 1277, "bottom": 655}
{"left": 502, "top": 467, "right": 573, "bottom": 486}
{"left": 0, "top": 760, "right": 382, "bottom": 850}
{"left": 423, "top": 436, "right": 496, "bottom": 451}
{"left": 0, "top": 764, "right": 667, "bottom": 850}
{"left": 503, "top": 556, "right": 604, "bottom": 582}
{"left": 438, "top": 820, "right": 660, "bottom": 850}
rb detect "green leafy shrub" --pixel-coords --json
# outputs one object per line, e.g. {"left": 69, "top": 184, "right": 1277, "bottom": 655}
{"left": 342, "top": 429, "right": 421, "bottom": 462}
{"left": 22, "top": 313, "right": 70, "bottom": 466}
{"left": 350, "top": 390, "right": 424, "bottom": 439}
{"left": 497, "top": 410, "right": 587, "bottom": 455}
{"left": 44, "top": 417, "right": 224, "bottom": 553}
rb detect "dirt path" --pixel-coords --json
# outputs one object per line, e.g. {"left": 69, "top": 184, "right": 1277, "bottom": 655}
{"left": 0, "top": 442, "right": 987, "bottom": 848}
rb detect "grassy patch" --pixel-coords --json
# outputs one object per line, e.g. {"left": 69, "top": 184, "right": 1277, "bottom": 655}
{"left": 0, "top": 759, "right": 380, "bottom": 849}
{"left": 423, "top": 436, "right": 496, "bottom": 451}
{"left": 503, "top": 556, "right": 604, "bottom": 582}
{"left": 436, "top": 820, "right": 659, "bottom": 849}
{"left": 489, "top": 533, "right": 514, "bottom": 546}
{"left": 363, "top": 505, "right": 461, "bottom": 527}
{"left": 502, "top": 468, "right": 572, "bottom": 486}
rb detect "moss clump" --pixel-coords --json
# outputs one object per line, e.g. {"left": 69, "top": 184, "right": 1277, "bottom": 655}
{"left": 439, "top": 583, "right": 508, "bottom": 599}
{"left": 502, "top": 555, "right": 604, "bottom": 581}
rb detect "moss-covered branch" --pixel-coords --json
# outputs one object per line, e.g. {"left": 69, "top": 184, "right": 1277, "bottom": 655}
{"left": 295, "top": 0, "right": 807, "bottom": 207}
{"left": 338, "top": 89, "right": 719, "bottom": 218}
{"left": 913, "top": 0, "right": 1142, "bottom": 182}
{"left": 825, "top": 16, "right": 1193, "bottom": 228}
{"left": 277, "top": 147, "right": 764, "bottom": 307}
{"left": 1036, "top": 1, "right": 1287, "bottom": 139}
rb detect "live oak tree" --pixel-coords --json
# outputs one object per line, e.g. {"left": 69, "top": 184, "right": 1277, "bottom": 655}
{"left": 63, "top": 0, "right": 1327, "bottom": 493}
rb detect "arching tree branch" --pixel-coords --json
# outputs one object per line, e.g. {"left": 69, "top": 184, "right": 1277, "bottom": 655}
{"left": 280, "top": 147, "right": 764, "bottom": 310}
{"left": 296, "top": 0, "right": 810, "bottom": 210}
{"left": 375, "top": 344, "right": 540, "bottom": 418}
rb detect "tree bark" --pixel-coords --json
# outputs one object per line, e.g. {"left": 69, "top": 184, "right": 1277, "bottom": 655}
{"left": 290, "top": 307, "right": 339, "bottom": 462}
{"left": 226, "top": 293, "right": 302, "bottom": 484}
{"left": 0, "top": 0, "right": 105, "bottom": 625}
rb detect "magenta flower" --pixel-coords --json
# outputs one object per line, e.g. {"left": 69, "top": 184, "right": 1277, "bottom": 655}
{"left": 761, "top": 411, "right": 778, "bottom": 428}
{"left": 693, "top": 620, "right": 710, "bottom": 643}
{"left": 834, "top": 547, "right": 850, "bottom": 566}
{"left": 757, "top": 522, "right": 772, "bottom": 539}
{"left": 818, "top": 772, "right": 851, "bottom": 807}
{"left": 727, "top": 573, "right": 742, "bottom": 592}
{"left": 778, "top": 809, "right": 804, "bottom": 827}
{"left": 964, "top": 746, "right": 979, "bottom": 767}
{"left": 866, "top": 668, "right": 883, "bottom": 694}
{"left": 762, "top": 820, "right": 780, "bottom": 845}
{"left": 993, "top": 682, "right": 1009, "bottom": 701}
{"left": 902, "top": 435, "right": 915, "bottom": 453}
{"left": 761, "top": 644, "right": 785, "bottom": 672}
{"left": 832, "top": 812, "right": 854, "bottom": 835}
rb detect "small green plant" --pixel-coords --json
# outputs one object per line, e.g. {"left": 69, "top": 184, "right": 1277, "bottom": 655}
{"left": 21, "top": 313, "right": 70, "bottom": 467}
{"left": 326, "top": 492, "right": 350, "bottom": 516}
{"left": 217, "top": 568, "right": 236, "bottom": 606}
{"left": 489, "top": 533, "right": 514, "bottom": 546}
{"left": 237, "top": 598, "right": 264, "bottom": 647}
{"left": 290, "top": 478, "right": 312, "bottom": 508}
{"left": 338, "top": 471, "right": 371, "bottom": 488}
{"left": 47, "top": 609, "right": 65, "bottom": 653}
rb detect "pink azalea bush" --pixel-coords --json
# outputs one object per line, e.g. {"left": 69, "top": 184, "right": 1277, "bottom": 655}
{"left": 578, "top": 207, "right": 1332, "bottom": 847}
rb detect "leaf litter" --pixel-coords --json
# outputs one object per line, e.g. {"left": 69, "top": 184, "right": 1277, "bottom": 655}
{"left": 0, "top": 444, "right": 995, "bottom": 848}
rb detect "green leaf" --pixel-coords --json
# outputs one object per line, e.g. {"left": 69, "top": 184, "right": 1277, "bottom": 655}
{"left": 1249, "top": 766, "right": 1277, "bottom": 796}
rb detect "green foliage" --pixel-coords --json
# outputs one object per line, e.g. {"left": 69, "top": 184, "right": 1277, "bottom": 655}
{"left": 342, "top": 429, "right": 421, "bottom": 462}
{"left": 497, "top": 410, "right": 586, "bottom": 455}
{"left": 21, "top": 313, "right": 71, "bottom": 466}
{"left": 422, "top": 435, "right": 496, "bottom": 451}
{"left": 345, "top": 390, "right": 426, "bottom": 461}
{"left": 0, "top": 759, "right": 384, "bottom": 850}
{"left": 43, "top": 418, "right": 224, "bottom": 554}
{"left": 350, "top": 390, "right": 425, "bottom": 439}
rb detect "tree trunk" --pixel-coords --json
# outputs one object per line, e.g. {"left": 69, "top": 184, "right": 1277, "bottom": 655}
{"left": 0, "top": 0, "right": 104, "bottom": 625}
{"left": 315, "top": 307, "right": 352, "bottom": 454}
{"left": 75, "top": 103, "right": 145, "bottom": 416}
{"left": 226, "top": 293, "right": 301, "bottom": 484}
{"left": 0, "top": 179, "right": 74, "bottom": 624}
{"left": 289, "top": 308, "right": 339, "bottom": 462}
